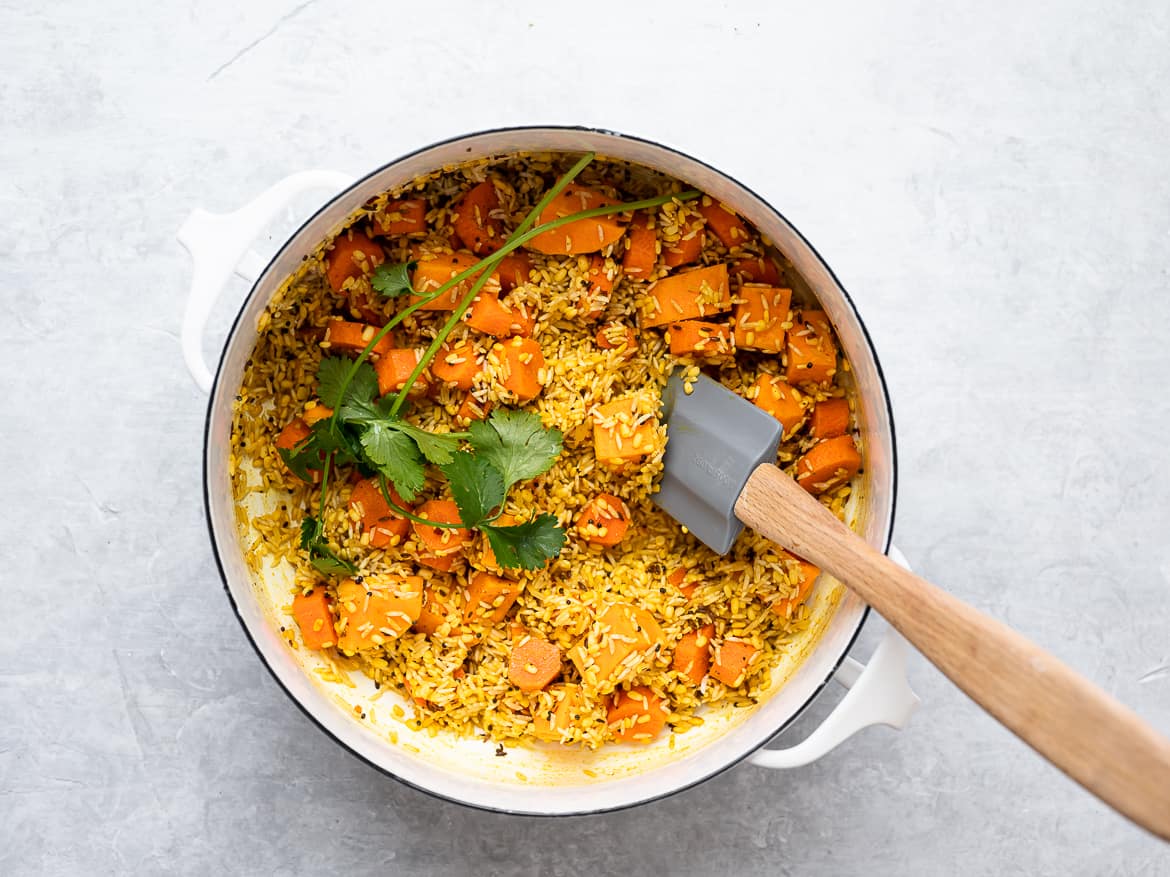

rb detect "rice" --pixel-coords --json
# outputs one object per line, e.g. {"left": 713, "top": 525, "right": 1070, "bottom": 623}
{"left": 230, "top": 151, "right": 859, "bottom": 749}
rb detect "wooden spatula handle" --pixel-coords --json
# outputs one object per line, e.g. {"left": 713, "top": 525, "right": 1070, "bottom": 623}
{"left": 735, "top": 463, "right": 1170, "bottom": 841}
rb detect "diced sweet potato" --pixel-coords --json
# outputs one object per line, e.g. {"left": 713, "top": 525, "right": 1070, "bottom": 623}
{"left": 432, "top": 343, "right": 483, "bottom": 390}
{"left": 582, "top": 255, "right": 618, "bottom": 319}
{"left": 301, "top": 402, "right": 333, "bottom": 426}
{"left": 607, "top": 686, "right": 669, "bottom": 742}
{"left": 451, "top": 181, "right": 506, "bottom": 254}
{"left": 731, "top": 255, "right": 783, "bottom": 286}
{"left": 526, "top": 185, "right": 625, "bottom": 255}
{"left": 796, "top": 435, "right": 861, "bottom": 494}
{"left": 509, "top": 635, "right": 563, "bottom": 692}
{"left": 455, "top": 393, "right": 491, "bottom": 425}
{"left": 732, "top": 285, "right": 791, "bottom": 353}
{"left": 496, "top": 252, "right": 533, "bottom": 291}
{"left": 322, "top": 320, "right": 392, "bottom": 358}
{"left": 575, "top": 493, "right": 630, "bottom": 547}
{"left": 414, "top": 584, "right": 460, "bottom": 637}
{"left": 697, "top": 198, "right": 751, "bottom": 249}
{"left": 668, "top": 320, "right": 733, "bottom": 358}
{"left": 662, "top": 215, "right": 704, "bottom": 268}
{"left": 374, "top": 348, "right": 431, "bottom": 397}
{"left": 410, "top": 251, "right": 500, "bottom": 310}
{"left": 785, "top": 310, "right": 838, "bottom": 385}
{"left": 672, "top": 624, "right": 714, "bottom": 685}
{"left": 412, "top": 500, "right": 472, "bottom": 557}
{"left": 466, "top": 292, "right": 534, "bottom": 337}
{"left": 325, "top": 230, "right": 384, "bottom": 293}
{"left": 595, "top": 322, "right": 637, "bottom": 354}
{"left": 569, "top": 603, "right": 663, "bottom": 688}
{"left": 752, "top": 375, "right": 806, "bottom": 438}
{"left": 810, "top": 398, "right": 851, "bottom": 439}
{"left": 495, "top": 336, "right": 545, "bottom": 402}
{"left": 371, "top": 198, "right": 427, "bottom": 237}
{"left": 621, "top": 211, "right": 658, "bottom": 279}
{"left": 710, "top": 639, "right": 758, "bottom": 687}
{"left": 533, "top": 683, "right": 585, "bottom": 742}
{"left": 348, "top": 477, "right": 411, "bottom": 549}
{"left": 642, "top": 264, "right": 730, "bottom": 327}
{"left": 591, "top": 397, "right": 658, "bottom": 468}
{"left": 292, "top": 589, "right": 336, "bottom": 650}
{"left": 463, "top": 571, "right": 522, "bottom": 626}
{"left": 772, "top": 554, "right": 820, "bottom": 618}
{"left": 335, "top": 575, "right": 424, "bottom": 654}
{"left": 667, "top": 566, "right": 699, "bottom": 600}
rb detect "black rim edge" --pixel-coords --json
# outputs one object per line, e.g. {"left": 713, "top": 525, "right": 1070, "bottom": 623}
{"left": 200, "top": 123, "right": 899, "bottom": 817}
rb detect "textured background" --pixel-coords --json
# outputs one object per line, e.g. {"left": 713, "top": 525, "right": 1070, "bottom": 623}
{"left": 4, "top": 0, "right": 1170, "bottom": 873}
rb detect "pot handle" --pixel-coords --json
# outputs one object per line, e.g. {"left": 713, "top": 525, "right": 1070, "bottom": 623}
{"left": 747, "top": 544, "right": 920, "bottom": 770}
{"left": 177, "top": 170, "right": 356, "bottom": 393}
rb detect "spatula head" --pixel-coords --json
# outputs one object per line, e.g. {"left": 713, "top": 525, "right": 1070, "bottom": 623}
{"left": 654, "top": 371, "right": 783, "bottom": 554}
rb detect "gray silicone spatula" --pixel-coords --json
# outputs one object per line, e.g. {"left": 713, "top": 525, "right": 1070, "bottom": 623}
{"left": 655, "top": 370, "right": 1170, "bottom": 840}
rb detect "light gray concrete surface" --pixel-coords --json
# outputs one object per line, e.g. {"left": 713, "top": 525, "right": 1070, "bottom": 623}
{"left": 3, "top": 0, "right": 1169, "bottom": 873}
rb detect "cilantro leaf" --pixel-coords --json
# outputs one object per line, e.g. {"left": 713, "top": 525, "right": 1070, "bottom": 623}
{"left": 439, "top": 452, "right": 505, "bottom": 527}
{"left": 467, "top": 408, "right": 563, "bottom": 490}
{"left": 316, "top": 356, "right": 353, "bottom": 408}
{"left": 359, "top": 425, "right": 426, "bottom": 501}
{"left": 371, "top": 261, "right": 417, "bottom": 298}
{"left": 481, "top": 514, "right": 566, "bottom": 571}
{"left": 394, "top": 422, "right": 461, "bottom": 466}
{"left": 299, "top": 516, "right": 356, "bottom": 576}
{"left": 308, "top": 419, "right": 359, "bottom": 468}
{"left": 279, "top": 443, "right": 320, "bottom": 482}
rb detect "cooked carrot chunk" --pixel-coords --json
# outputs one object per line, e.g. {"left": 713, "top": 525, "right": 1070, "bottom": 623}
{"left": 591, "top": 397, "right": 658, "bottom": 468}
{"left": 371, "top": 198, "right": 427, "bottom": 237}
{"left": 467, "top": 292, "right": 534, "bottom": 337}
{"left": 496, "top": 336, "right": 545, "bottom": 402}
{"left": 348, "top": 477, "right": 411, "bottom": 549}
{"left": 275, "top": 418, "right": 322, "bottom": 481}
{"left": 731, "top": 255, "right": 783, "bottom": 286}
{"left": 662, "top": 214, "right": 704, "bottom": 268}
{"left": 772, "top": 554, "right": 820, "bottom": 618}
{"left": 292, "top": 589, "right": 336, "bottom": 650}
{"left": 607, "top": 686, "right": 669, "bottom": 742}
{"left": 697, "top": 198, "right": 751, "bottom": 249}
{"left": 569, "top": 603, "right": 663, "bottom": 688}
{"left": 325, "top": 230, "right": 384, "bottom": 293}
{"left": 301, "top": 402, "right": 333, "bottom": 426}
{"left": 668, "top": 320, "right": 733, "bottom": 358}
{"left": 533, "top": 683, "right": 585, "bottom": 742}
{"left": 711, "top": 639, "right": 758, "bottom": 687}
{"left": 576, "top": 493, "right": 630, "bottom": 547}
{"left": 509, "top": 634, "right": 563, "bottom": 691}
{"left": 526, "top": 185, "right": 625, "bottom": 255}
{"left": 595, "top": 322, "right": 637, "bottom": 353}
{"left": 322, "top": 320, "right": 392, "bottom": 358}
{"left": 582, "top": 255, "right": 618, "bottom": 319}
{"left": 752, "top": 375, "right": 806, "bottom": 438}
{"left": 796, "top": 435, "right": 861, "bottom": 494}
{"left": 410, "top": 252, "right": 500, "bottom": 310}
{"left": 642, "top": 264, "right": 730, "bottom": 328}
{"left": 335, "top": 575, "right": 423, "bottom": 654}
{"left": 732, "top": 285, "right": 791, "bottom": 353}
{"left": 621, "top": 211, "right": 658, "bottom": 278}
{"left": 432, "top": 343, "right": 483, "bottom": 390}
{"left": 496, "top": 251, "right": 533, "bottom": 291}
{"left": 451, "top": 181, "right": 506, "bottom": 254}
{"left": 810, "top": 398, "right": 850, "bottom": 439}
{"left": 785, "top": 309, "right": 838, "bottom": 385}
{"left": 672, "top": 623, "right": 714, "bottom": 685}
{"left": 374, "top": 348, "right": 430, "bottom": 397}
{"left": 463, "top": 571, "right": 522, "bottom": 625}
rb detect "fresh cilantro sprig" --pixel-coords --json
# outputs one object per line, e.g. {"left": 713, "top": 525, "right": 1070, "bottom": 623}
{"left": 370, "top": 260, "right": 416, "bottom": 298}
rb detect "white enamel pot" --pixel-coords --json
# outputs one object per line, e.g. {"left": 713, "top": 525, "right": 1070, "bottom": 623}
{"left": 180, "top": 126, "right": 919, "bottom": 815}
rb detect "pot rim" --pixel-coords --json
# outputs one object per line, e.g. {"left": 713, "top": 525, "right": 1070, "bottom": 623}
{"left": 201, "top": 124, "right": 898, "bottom": 815}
